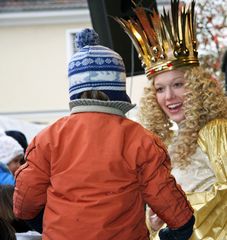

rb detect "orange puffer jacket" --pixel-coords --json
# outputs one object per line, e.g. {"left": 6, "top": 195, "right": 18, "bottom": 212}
{"left": 13, "top": 112, "right": 193, "bottom": 240}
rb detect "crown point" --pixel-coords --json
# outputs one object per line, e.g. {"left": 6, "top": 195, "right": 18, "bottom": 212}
{"left": 160, "top": 54, "right": 166, "bottom": 60}
{"left": 116, "top": 0, "right": 199, "bottom": 75}
{"left": 174, "top": 50, "right": 179, "bottom": 57}
{"left": 142, "top": 62, "right": 147, "bottom": 68}
{"left": 152, "top": 47, "right": 159, "bottom": 55}
{"left": 151, "top": 57, "right": 157, "bottom": 63}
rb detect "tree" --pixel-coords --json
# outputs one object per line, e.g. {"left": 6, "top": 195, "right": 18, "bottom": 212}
{"left": 195, "top": 0, "right": 227, "bottom": 82}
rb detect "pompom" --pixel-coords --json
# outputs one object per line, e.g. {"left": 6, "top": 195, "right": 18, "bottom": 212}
{"left": 75, "top": 28, "right": 100, "bottom": 49}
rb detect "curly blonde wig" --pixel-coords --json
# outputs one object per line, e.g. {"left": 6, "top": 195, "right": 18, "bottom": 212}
{"left": 139, "top": 66, "right": 227, "bottom": 167}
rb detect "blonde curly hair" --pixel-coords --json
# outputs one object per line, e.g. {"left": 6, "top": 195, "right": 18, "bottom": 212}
{"left": 139, "top": 66, "right": 227, "bottom": 167}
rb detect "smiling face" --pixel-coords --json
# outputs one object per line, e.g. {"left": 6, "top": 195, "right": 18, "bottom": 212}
{"left": 154, "top": 70, "right": 186, "bottom": 124}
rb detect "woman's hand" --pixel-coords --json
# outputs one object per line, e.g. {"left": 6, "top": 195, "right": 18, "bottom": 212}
{"left": 148, "top": 208, "right": 164, "bottom": 231}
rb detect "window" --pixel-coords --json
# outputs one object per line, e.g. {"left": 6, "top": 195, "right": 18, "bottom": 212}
{"left": 66, "top": 28, "right": 82, "bottom": 63}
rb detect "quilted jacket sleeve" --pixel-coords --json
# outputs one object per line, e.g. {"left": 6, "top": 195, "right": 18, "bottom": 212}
{"left": 13, "top": 136, "right": 50, "bottom": 220}
{"left": 137, "top": 133, "right": 193, "bottom": 229}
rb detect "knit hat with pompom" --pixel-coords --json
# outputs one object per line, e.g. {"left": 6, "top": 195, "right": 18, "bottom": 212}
{"left": 68, "top": 28, "right": 131, "bottom": 102}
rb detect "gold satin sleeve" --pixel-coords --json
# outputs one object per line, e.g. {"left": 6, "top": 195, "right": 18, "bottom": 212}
{"left": 147, "top": 119, "right": 227, "bottom": 240}
{"left": 198, "top": 119, "right": 227, "bottom": 182}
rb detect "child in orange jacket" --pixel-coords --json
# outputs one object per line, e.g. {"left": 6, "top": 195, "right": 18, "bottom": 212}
{"left": 13, "top": 28, "right": 195, "bottom": 240}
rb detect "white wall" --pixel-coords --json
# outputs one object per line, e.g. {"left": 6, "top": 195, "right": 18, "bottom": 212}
{"left": 0, "top": 10, "right": 149, "bottom": 124}
{"left": 0, "top": 22, "right": 90, "bottom": 114}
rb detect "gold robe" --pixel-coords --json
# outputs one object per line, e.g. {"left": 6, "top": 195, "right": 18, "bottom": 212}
{"left": 148, "top": 119, "right": 227, "bottom": 239}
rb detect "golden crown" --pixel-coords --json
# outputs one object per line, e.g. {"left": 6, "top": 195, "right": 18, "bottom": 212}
{"left": 115, "top": 0, "right": 199, "bottom": 79}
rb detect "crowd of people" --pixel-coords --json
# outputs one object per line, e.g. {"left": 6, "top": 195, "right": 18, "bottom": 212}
{"left": 1, "top": 0, "right": 226, "bottom": 239}
{"left": 0, "top": 130, "right": 42, "bottom": 239}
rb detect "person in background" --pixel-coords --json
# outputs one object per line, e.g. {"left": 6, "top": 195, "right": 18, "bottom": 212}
{"left": 116, "top": 0, "right": 227, "bottom": 239}
{"left": 5, "top": 130, "right": 28, "bottom": 154}
{"left": 0, "top": 185, "right": 31, "bottom": 233}
{"left": 0, "top": 217, "right": 16, "bottom": 240}
{"left": 13, "top": 28, "right": 195, "bottom": 240}
{"left": 0, "top": 184, "right": 42, "bottom": 240}
{"left": 5, "top": 130, "right": 28, "bottom": 165}
{"left": 0, "top": 162, "right": 15, "bottom": 185}
{"left": 0, "top": 130, "right": 24, "bottom": 184}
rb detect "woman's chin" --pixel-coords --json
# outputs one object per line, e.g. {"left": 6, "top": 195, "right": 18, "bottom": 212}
{"left": 168, "top": 113, "right": 185, "bottom": 124}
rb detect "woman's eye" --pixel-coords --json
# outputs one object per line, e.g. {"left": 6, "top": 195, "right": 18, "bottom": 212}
{"left": 155, "top": 87, "right": 164, "bottom": 93}
{"left": 174, "top": 82, "right": 184, "bottom": 88}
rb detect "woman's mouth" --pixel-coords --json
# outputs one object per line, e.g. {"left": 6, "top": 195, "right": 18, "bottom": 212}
{"left": 167, "top": 103, "right": 182, "bottom": 113}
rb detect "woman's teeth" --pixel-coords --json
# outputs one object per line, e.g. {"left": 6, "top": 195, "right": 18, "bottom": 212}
{"left": 168, "top": 103, "right": 181, "bottom": 109}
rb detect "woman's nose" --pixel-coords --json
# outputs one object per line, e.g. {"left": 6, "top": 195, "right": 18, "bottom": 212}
{"left": 165, "top": 87, "right": 175, "bottom": 100}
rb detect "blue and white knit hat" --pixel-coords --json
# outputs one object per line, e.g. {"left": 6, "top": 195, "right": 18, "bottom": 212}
{"left": 68, "top": 28, "right": 131, "bottom": 102}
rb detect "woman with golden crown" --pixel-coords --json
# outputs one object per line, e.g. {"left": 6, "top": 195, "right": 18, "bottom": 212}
{"left": 116, "top": 0, "right": 227, "bottom": 239}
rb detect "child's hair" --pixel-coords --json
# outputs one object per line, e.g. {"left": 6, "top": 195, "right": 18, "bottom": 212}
{"left": 0, "top": 217, "right": 16, "bottom": 240}
{"left": 80, "top": 90, "right": 109, "bottom": 101}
